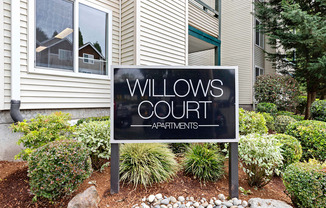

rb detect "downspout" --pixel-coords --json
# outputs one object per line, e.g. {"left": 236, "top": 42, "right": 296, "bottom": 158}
{"left": 10, "top": 0, "right": 23, "bottom": 122}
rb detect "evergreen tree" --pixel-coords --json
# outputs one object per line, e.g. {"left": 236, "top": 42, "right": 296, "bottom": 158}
{"left": 254, "top": 0, "right": 326, "bottom": 119}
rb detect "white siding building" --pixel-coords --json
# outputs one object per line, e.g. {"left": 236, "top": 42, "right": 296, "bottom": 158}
{"left": 0, "top": 0, "right": 274, "bottom": 160}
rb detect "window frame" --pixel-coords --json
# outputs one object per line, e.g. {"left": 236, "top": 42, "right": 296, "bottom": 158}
{"left": 255, "top": 18, "right": 264, "bottom": 49}
{"left": 254, "top": 66, "right": 264, "bottom": 79}
{"left": 28, "top": 0, "right": 112, "bottom": 79}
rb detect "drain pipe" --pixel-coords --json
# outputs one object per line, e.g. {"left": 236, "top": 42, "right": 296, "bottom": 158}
{"left": 10, "top": 0, "right": 23, "bottom": 122}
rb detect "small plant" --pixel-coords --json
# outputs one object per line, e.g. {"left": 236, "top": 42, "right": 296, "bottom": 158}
{"left": 256, "top": 102, "right": 278, "bottom": 115}
{"left": 239, "top": 186, "right": 252, "bottom": 196}
{"left": 254, "top": 74, "right": 300, "bottom": 111}
{"left": 261, "top": 112, "right": 275, "bottom": 131}
{"left": 120, "top": 143, "right": 179, "bottom": 187}
{"left": 184, "top": 144, "right": 225, "bottom": 182}
{"left": 239, "top": 108, "right": 268, "bottom": 135}
{"left": 28, "top": 140, "right": 92, "bottom": 201}
{"left": 286, "top": 120, "right": 326, "bottom": 161}
{"left": 277, "top": 111, "right": 304, "bottom": 121}
{"left": 238, "top": 134, "right": 283, "bottom": 187}
{"left": 272, "top": 134, "right": 302, "bottom": 169}
{"left": 168, "top": 143, "right": 190, "bottom": 155}
{"left": 274, "top": 115, "right": 296, "bottom": 133}
{"left": 76, "top": 116, "right": 110, "bottom": 126}
{"left": 11, "top": 112, "right": 74, "bottom": 160}
{"left": 283, "top": 160, "right": 326, "bottom": 208}
{"left": 75, "top": 120, "right": 111, "bottom": 170}
{"left": 311, "top": 100, "right": 326, "bottom": 122}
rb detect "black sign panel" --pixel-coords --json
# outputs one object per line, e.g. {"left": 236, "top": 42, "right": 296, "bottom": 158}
{"left": 111, "top": 66, "right": 238, "bottom": 143}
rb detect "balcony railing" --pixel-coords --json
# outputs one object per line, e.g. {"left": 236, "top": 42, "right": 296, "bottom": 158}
{"left": 189, "top": 0, "right": 219, "bottom": 18}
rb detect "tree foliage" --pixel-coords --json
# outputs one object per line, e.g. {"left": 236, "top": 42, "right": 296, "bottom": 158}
{"left": 254, "top": 0, "right": 326, "bottom": 118}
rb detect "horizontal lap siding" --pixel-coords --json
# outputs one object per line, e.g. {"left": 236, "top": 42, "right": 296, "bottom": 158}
{"left": 139, "top": 0, "right": 187, "bottom": 66}
{"left": 14, "top": 0, "right": 120, "bottom": 110}
{"left": 121, "top": 0, "right": 135, "bottom": 65}
{"left": 189, "top": 3, "right": 219, "bottom": 38}
{"left": 3, "top": 0, "right": 11, "bottom": 110}
{"left": 221, "top": 0, "right": 253, "bottom": 105}
{"left": 254, "top": 46, "right": 264, "bottom": 69}
{"left": 188, "top": 49, "right": 215, "bottom": 66}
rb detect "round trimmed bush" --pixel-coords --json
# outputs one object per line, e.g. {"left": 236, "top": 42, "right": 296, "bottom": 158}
{"left": 277, "top": 111, "right": 304, "bottom": 121}
{"left": 184, "top": 144, "right": 225, "bottom": 182}
{"left": 311, "top": 100, "right": 326, "bottom": 122}
{"left": 261, "top": 112, "right": 275, "bottom": 131}
{"left": 257, "top": 102, "right": 278, "bottom": 115}
{"left": 239, "top": 108, "right": 268, "bottom": 135}
{"left": 75, "top": 120, "right": 111, "bottom": 170}
{"left": 286, "top": 120, "right": 326, "bottom": 161}
{"left": 274, "top": 115, "right": 296, "bottom": 133}
{"left": 28, "top": 140, "right": 92, "bottom": 201}
{"left": 239, "top": 134, "right": 283, "bottom": 187}
{"left": 272, "top": 134, "right": 302, "bottom": 169}
{"left": 254, "top": 74, "right": 299, "bottom": 111}
{"left": 120, "top": 143, "right": 179, "bottom": 187}
{"left": 283, "top": 160, "right": 326, "bottom": 208}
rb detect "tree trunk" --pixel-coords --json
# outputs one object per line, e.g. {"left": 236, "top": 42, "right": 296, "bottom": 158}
{"left": 305, "top": 91, "right": 317, "bottom": 119}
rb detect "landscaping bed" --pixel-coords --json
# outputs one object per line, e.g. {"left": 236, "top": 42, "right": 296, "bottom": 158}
{"left": 0, "top": 160, "right": 291, "bottom": 208}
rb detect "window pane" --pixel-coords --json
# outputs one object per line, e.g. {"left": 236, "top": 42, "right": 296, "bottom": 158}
{"left": 255, "top": 20, "right": 260, "bottom": 46}
{"left": 35, "top": 0, "right": 74, "bottom": 70}
{"left": 255, "top": 67, "right": 260, "bottom": 77}
{"left": 79, "top": 4, "right": 107, "bottom": 75}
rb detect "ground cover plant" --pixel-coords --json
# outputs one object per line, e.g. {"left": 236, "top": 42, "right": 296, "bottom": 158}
{"left": 238, "top": 134, "right": 283, "bottom": 187}
{"left": 239, "top": 108, "right": 268, "bottom": 135}
{"left": 119, "top": 143, "right": 179, "bottom": 187}
{"left": 28, "top": 140, "right": 92, "bottom": 201}
{"left": 183, "top": 144, "right": 225, "bottom": 182}
{"left": 11, "top": 112, "right": 74, "bottom": 160}
{"left": 283, "top": 160, "right": 326, "bottom": 208}
{"left": 75, "top": 120, "right": 111, "bottom": 170}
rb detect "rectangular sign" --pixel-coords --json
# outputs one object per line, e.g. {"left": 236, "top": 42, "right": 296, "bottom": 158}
{"left": 111, "top": 66, "right": 238, "bottom": 143}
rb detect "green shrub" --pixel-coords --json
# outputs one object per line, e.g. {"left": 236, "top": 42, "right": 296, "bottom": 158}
{"left": 256, "top": 102, "right": 278, "bottom": 115}
{"left": 120, "top": 143, "right": 179, "bottom": 187}
{"left": 261, "top": 112, "right": 275, "bottom": 131}
{"left": 76, "top": 116, "right": 110, "bottom": 126}
{"left": 75, "top": 120, "right": 111, "bottom": 170}
{"left": 311, "top": 100, "right": 326, "bottom": 122}
{"left": 184, "top": 144, "right": 225, "bottom": 182}
{"left": 28, "top": 140, "right": 92, "bottom": 201}
{"left": 239, "top": 134, "right": 283, "bottom": 187}
{"left": 239, "top": 108, "right": 268, "bottom": 135}
{"left": 168, "top": 143, "right": 190, "bottom": 155}
{"left": 283, "top": 160, "right": 326, "bottom": 208}
{"left": 11, "top": 112, "right": 74, "bottom": 160}
{"left": 277, "top": 111, "right": 304, "bottom": 121}
{"left": 274, "top": 115, "right": 296, "bottom": 133}
{"left": 296, "top": 96, "right": 307, "bottom": 115}
{"left": 286, "top": 120, "right": 326, "bottom": 161}
{"left": 254, "top": 74, "right": 300, "bottom": 111}
{"left": 272, "top": 134, "right": 302, "bottom": 169}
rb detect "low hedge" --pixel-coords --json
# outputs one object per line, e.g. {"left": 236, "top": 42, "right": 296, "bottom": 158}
{"left": 311, "top": 100, "right": 326, "bottom": 122}
{"left": 286, "top": 120, "right": 326, "bottom": 161}
{"left": 256, "top": 102, "right": 278, "bottom": 115}
{"left": 283, "top": 160, "right": 326, "bottom": 208}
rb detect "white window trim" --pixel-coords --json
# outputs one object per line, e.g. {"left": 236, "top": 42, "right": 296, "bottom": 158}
{"left": 28, "top": 0, "right": 112, "bottom": 79}
{"left": 255, "top": 19, "right": 264, "bottom": 49}
{"left": 254, "top": 65, "right": 265, "bottom": 80}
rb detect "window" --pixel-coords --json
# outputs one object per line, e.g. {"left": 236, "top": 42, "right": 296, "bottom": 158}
{"left": 33, "top": 0, "right": 111, "bottom": 76}
{"left": 83, "top": 53, "right": 94, "bottom": 64}
{"left": 255, "top": 19, "right": 264, "bottom": 48}
{"left": 255, "top": 66, "right": 264, "bottom": 78}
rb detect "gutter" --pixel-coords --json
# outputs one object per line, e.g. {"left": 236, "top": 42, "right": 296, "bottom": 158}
{"left": 10, "top": 0, "right": 23, "bottom": 122}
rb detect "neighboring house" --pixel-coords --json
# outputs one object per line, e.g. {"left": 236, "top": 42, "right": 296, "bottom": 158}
{"left": 0, "top": 0, "right": 274, "bottom": 160}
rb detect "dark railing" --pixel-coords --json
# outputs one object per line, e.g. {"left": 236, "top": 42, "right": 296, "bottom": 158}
{"left": 189, "top": 0, "right": 219, "bottom": 18}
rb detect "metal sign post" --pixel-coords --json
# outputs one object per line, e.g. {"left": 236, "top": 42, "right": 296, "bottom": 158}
{"left": 110, "top": 66, "right": 239, "bottom": 197}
